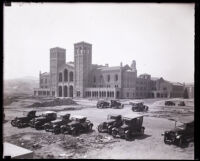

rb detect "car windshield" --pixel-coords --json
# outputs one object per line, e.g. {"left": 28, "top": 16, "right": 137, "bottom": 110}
{"left": 175, "top": 122, "right": 186, "bottom": 129}
{"left": 108, "top": 115, "right": 121, "bottom": 120}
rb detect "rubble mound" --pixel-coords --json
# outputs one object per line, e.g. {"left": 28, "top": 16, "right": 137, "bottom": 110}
{"left": 29, "top": 98, "right": 77, "bottom": 107}
{"left": 4, "top": 96, "right": 19, "bottom": 106}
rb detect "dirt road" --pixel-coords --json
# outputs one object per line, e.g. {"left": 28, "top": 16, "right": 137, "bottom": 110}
{"left": 3, "top": 97, "right": 194, "bottom": 159}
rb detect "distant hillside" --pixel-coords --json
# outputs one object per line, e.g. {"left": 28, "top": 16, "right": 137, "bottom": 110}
{"left": 4, "top": 76, "right": 39, "bottom": 96}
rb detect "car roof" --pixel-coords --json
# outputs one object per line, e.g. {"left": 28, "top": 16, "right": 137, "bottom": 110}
{"left": 59, "top": 113, "right": 70, "bottom": 116}
{"left": 174, "top": 116, "right": 194, "bottom": 124}
{"left": 108, "top": 114, "right": 121, "bottom": 117}
{"left": 71, "top": 115, "right": 86, "bottom": 119}
{"left": 43, "top": 111, "right": 57, "bottom": 114}
{"left": 123, "top": 113, "right": 144, "bottom": 120}
{"left": 51, "top": 119, "right": 62, "bottom": 123}
{"left": 129, "top": 101, "right": 144, "bottom": 104}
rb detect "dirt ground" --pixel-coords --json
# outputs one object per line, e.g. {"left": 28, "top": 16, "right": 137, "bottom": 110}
{"left": 3, "top": 96, "right": 194, "bottom": 159}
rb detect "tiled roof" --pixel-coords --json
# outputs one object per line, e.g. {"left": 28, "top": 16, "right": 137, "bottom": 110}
{"left": 170, "top": 82, "right": 184, "bottom": 86}
{"left": 97, "top": 66, "right": 121, "bottom": 71}
{"left": 41, "top": 72, "right": 49, "bottom": 76}
{"left": 151, "top": 77, "right": 161, "bottom": 81}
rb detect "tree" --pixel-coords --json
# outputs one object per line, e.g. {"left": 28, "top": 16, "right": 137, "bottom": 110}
{"left": 183, "top": 88, "right": 189, "bottom": 99}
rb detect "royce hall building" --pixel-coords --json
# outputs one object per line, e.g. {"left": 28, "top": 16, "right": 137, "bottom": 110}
{"left": 34, "top": 41, "right": 185, "bottom": 99}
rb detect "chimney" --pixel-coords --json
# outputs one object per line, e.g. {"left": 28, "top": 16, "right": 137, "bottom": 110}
{"left": 120, "top": 62, "right": 123, "bottom": 67}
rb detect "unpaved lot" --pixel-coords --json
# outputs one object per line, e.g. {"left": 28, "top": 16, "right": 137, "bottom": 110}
{"left": 3, "top": 97, "right": 194, "bottom": 159}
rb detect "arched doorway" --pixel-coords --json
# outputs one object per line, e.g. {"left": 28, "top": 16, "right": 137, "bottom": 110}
{"left": 116, "top": 91, "right": 120, "bottom": 98}
{"left": 64, "top": 69, "right": 68, "bottom": 82}
{"left": 64, "top": 86, "right": 68, "bottom": 97}
{"left": 59, "top": 72, "right": 62, "bottom": 82}
{"left": 58, "top": 86, "right": 62, "bottom": 97}
{"left": 69, "top": 72, "right": 73, "bottom": 82}
{"left": 69, "top": 86, "right": 73, "bottom": 97}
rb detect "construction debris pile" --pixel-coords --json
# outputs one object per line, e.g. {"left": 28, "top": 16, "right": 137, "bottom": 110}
{"left": 28, "top": 98, "right": 77, "bottom": 107}
{"left": 4, "top": 132, "right": 119, "bottom": 159}
{"left": 3, "top": 96, "right": 18, "bottom": 106}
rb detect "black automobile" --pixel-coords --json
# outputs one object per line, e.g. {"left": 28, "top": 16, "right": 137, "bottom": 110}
{"left": 11, "top": 111, "right": 37, "bottom": 128}
{"left": 112, "top": 114, "right": 145, "bottom": 140}
{"left": 97, "top": 100, "right": 110, "bottom": 108}
{"left": 60, "top": 115, "right": 93, "bottom": 136}
{"left": 162, "top": 117, "right": 194, "bottom": 147}
{"left": 110, "top": 100, "right": 124, "bottom": 109}
{"left": 130, "top": 102, "right": 148, "bottom": 112}
{"left": 97, "top": 114, "right": 123, "bottom": 134}
{"left": 29, "top": 111, "right": 57, "bottom": 130}
{"left": 44, "top": 113, "right": 71, "bottom": 134}
{"left": 178, "top": 101, "right": 185, "bottom": 106}
{"left": 165, "top": 101, "right": 175, "bottom": 106}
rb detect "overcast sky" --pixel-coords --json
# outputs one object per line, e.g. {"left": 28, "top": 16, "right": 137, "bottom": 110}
{"left": 4, "top": 3, "right": 194, "bottom": 83}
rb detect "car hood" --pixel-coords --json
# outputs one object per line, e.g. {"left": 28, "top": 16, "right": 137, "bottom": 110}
{"left": 68, "top": 121, "right": 78, "bottom": 126}
{"left": 119, "top": 124, "right": 129, "bottom": 130}
{"left": 106, "top": 120, "right": 115, "bottom": 124}
{"left": 35, "top": 117, "right": 46, "bottom": 121}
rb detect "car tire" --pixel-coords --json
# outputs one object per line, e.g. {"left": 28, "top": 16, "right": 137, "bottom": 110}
{"left": 141, "top": 127, "right": 145, "bottom": 135}
{"left": 72, "top": 129, "right": 78, "bottom": 136}
{"left": 108, "top": 127, "right": 112, "bottom": 134}
{"left": 54, "top": 128, "right": 60, "bottom": 134}
{"left": 125, "top": 132, "right": 131, "bottom": 141}
{"left": 88, "top": 124, "right": 93, "bottom": 131}
{"left": 164, "top": 137, "right": 171, "bottom": 145}
{"left": 60, "top": 128, "right": 65, "bottom": 134}
{"left": 112, "top": 130, "right": 117, "bottom": 138}
{"left": 177, "top": 138, "right": 184, "bottom": 147}
{"left": 98, "top": 124, "right": 103, "bottom": 133}
{"left": 11, "top": 120, "right": 16, "bottom": 127}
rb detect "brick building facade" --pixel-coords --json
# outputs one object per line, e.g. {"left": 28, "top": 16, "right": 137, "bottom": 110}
{"left": 34, "top": 41, "right": 185, "bottom": 99}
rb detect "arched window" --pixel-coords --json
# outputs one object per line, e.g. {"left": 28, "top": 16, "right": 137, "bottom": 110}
{"left": 59, "top": 72, "right": 62, "bottom": 82}
{"left": 69, "top": 86, "right": 73, "bottom": 97}
{"left": 69, "top": 72, "right": 73, "bottom": 82}
{"left": 115, "top": 74, "right": 118, "bottom": 81}
{"left": 107, "top": 75, "right": 110, "bottom": 82}
{"left": 58, "top": 86, "right": 62, "bottom": 97}
{"left": 64, "top": 69, "right": 68, "bottom": 82}
{"left": 64, "top": 86, "right": 68, "bottom": 97}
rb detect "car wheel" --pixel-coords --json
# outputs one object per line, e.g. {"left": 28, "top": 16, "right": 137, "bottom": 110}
{"left": 177, "top": 138, "right": 183, "bottom": 147}
{"left": 88, "top": 124, "right": 93, "bottom": 131}
{"left": 18, "top": 122, "right": 24, "bottom": 128}
{"left": 108, "top": 127, "right": 112, "bottom": 134}
{"left": 164, "top": 136, "right": 171, "bottom": 145}
{"left": 125, "top": 132, "right": 131, "bottom": 141}
{"left": 98, "top": 124, "right": 103, "bottom": 133}
{"left": 141, "top": 127, "right": 145, "bottom": 135}
{"left": 60, "top": 128, "right": 65, "bottom": 134}
{"left": 112, "top": 130, "right": 117, "bottom": 138}
{"left": 54, "top": 128, "right": 60, "bottom": 134}
{"left": 72, "top": 129, "right": 78, "bottom": 136}
{"left": 11, "top": 120, "right": 16, "bottom": 127}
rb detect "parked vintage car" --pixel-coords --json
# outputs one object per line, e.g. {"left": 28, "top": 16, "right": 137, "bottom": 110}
{"left": 162, "top": 116, "right": 194, "bottom": 147}
{"left": 97, "top": 114, "right": 123, "bottom": 134}
{"left": 60, "top": 115, "right": 93, "bottom": 136}
{"left": 11, "top": 110, "right": 37, "bottom": 128}
{"left": 178, "top": 101, "right": 185, "bottom": 106}
{"left": 111, "top": 114, "right": 145, "bottom": 140}
{"left": 29, "top": 111, "right": 57, "bottom": 130}
{"left": 97, "top": 100, "right": 110, "bottom": 108}
{"left": 44, "top": 113, "right": 71, "bottom": 134}
{"left": 165, "top": 101, "right": 175, "bottom": 106}
{"left": 130, "top": 102, "right": 148, "bottom": 112}
{"left": 110, "top": 100, "right": 124, "bottom": 109}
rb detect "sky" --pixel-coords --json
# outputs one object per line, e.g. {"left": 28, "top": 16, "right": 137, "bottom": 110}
{"left": 4, "top": 3, "right": 194, "bottom": 83}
